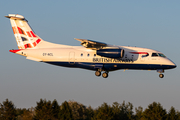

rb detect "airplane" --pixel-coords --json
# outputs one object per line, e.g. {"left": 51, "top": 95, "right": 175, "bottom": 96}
{"left": 5, "top": 14, "right": 176, "bottom": 78}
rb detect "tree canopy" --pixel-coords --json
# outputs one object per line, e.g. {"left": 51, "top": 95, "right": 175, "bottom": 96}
{"left": 0, "top": 99, "right": 180, "bottom": 120}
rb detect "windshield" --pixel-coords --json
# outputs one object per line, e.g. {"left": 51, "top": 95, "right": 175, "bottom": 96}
{"left": 158, "top": 53, "right": 166, "bottom": 57}
{"left": 152, "top": 53, "right": 158, "bottom": 57}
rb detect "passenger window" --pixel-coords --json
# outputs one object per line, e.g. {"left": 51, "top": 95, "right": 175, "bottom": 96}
{"left": 152, "top": 53, "right": 158, "bottom": 57}
{"left": 81, "top": 53, "right": 83, "bottom": 56}
{"left": 87, "top": 54, "right": 90, "bottom": 57}
{"left": 94, "top": 54, "right": 96, "bottom": 57}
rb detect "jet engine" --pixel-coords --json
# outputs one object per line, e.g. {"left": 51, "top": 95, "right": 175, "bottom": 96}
{"left": 97, "top": 48, "right": 124, "bottom": 58}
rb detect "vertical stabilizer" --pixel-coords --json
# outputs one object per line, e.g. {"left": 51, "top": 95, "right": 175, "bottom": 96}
{"left": 5, "top": 14, "right": 42, "bottom": 49}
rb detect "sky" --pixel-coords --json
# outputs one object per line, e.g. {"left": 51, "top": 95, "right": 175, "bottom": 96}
{"left": 0, "top": 1, "right": 180, "bottom": 111}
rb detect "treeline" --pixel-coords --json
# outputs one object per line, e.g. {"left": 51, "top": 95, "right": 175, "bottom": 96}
{"left": 0, "top": 99, "right": 180, "bottom": 120}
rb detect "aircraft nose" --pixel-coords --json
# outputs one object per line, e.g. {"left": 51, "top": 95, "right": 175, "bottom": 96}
{"left": 168, "top": 63, "right": 176, "bottom": 69}
{"left": 168, "top": 59, "right": 177, "bottom": 69}
{"left": 173, "top": 63, "right": 177, "bottom": 68}
{"left": 165, "top": 58, "right": 177, "bottom": 69}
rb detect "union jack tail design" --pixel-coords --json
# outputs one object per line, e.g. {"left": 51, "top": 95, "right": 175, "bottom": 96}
{"left": 5, "top": 14, "right": 41, "bottom": 49}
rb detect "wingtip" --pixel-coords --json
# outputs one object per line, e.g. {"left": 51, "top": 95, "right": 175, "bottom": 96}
{"left": 74, "top": 38, "right": 81, "bottom": 41}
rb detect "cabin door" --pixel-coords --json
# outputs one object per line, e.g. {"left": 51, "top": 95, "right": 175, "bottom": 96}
{"left": 69, "top": 52, "right": 75, "bottom": 65}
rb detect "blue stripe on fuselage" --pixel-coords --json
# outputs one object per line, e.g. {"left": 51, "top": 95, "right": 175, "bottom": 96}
{"left": 45, "top": 62, "right": 176, "bottom": 71}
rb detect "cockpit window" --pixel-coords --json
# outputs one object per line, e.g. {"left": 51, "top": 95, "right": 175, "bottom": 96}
{"left": 158, "top": 53, "right": 166, "bottom": 57}
{"left": 152, "top": 53, "right": 159, "bottom": 57}
{"left": 151, "top": 53, "right": 166, "bottom": 57}
{"left": 142, "top": 53, "right": 149, "bottom": 57}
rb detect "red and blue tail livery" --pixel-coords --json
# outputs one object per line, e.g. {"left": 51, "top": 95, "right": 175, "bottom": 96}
{"left": 6, "top": 14, "right": 176, "bottom": 78}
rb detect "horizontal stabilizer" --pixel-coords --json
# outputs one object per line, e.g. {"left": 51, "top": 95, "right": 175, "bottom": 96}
{"left": 5, "top": 14, "right": 25, "bottom": 20}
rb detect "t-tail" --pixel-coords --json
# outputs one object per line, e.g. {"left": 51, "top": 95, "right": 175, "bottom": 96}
{"left": 5, "top": 14, "right": 68, "bottom": 51}
{"left": 5, "top": 14, "right": 42, "bottom": 49}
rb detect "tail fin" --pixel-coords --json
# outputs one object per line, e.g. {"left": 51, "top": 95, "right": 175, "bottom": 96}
{"left": 5, "top": 14, "right": 41, "bottom": 49}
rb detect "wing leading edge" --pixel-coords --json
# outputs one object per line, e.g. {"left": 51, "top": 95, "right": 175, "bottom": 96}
{"left": 75, "top": 38, "right": 107, "bottom": 50}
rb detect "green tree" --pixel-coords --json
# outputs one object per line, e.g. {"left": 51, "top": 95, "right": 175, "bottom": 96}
{"left": 52, "top": 99, "right": 60, "bottom": 119}
{"left": 95, "top": 102, "right": 114, "bottom": 120}
{"left": 112, "top": 102, "right": 121, "bottom": 119}
{"left": 0, "top": 99, "right": 17, "bottom": 120}
{"left": 59, "top": 101, "right": 74, "bottom": 120}
{"left": 86, "top": 106, "right": 94, "bottom": 120}
{"left": 143, "top": 102, "right": 167, "bottom": 120}
{"left": 176, "top": 111, "right": 180, "bottom": 120}
{"left": 16, "top": 108, "right": 26, "bottom": 116}
{"left": 68, "top": 100, "right": 88, "bottom": 120}
{"left": 118, "top": 101, "right": 134, "bottom": 120}
{"left": 16, "top": 108, "right": 33, "bottom": 120}
{"left": 17, "top": 109, "right": 33, "bottom": 120}
{"left": 34, "top": 99, "right": 54, "bottom": 120}
{"left": 166, "top": 106, "right": 178, "bottom": 120}
{"left": 21, "top": 110, "right": 33, "bottom": 120}
{"left": 135, "top": 106, "right": 143, "bottom": 120}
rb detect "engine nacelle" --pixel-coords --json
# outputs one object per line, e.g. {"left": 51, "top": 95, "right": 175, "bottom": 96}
{"left": 97, "top": 48, "right": 124, "bottom": 58}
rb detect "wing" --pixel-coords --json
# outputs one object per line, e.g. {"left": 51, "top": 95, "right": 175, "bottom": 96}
{"left": 75, "top": 38, "right": 107, "bottom": 50}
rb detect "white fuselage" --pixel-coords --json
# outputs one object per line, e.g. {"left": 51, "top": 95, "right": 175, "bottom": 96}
{"left": 6, "top": 14, "right": 176, "bottom": 78}
{"left": 14, "top": 45, "right": 176, "bottom": 71}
